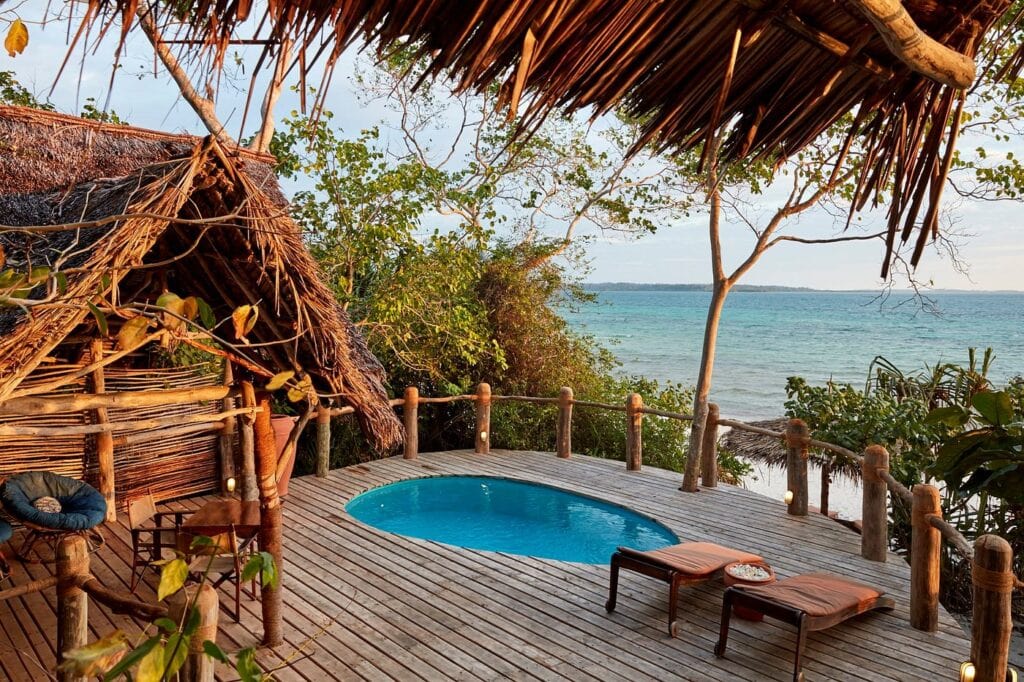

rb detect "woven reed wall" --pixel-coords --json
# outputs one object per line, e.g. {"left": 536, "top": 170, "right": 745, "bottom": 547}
{"left": 1, "top": 361, "right": 226, "bottom": 508}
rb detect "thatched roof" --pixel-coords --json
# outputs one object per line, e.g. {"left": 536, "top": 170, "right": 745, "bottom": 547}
{"left": 78, "top": 0, "right": 1023, "bottom": 275}
{"left": 0, "top": 106, "right": 402, "bottom": 450}
{"left": 721, "top": 418, "right": 862, "bottom": 481}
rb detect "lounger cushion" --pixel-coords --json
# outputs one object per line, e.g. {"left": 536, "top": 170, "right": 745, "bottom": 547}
{"left": 736, "top": 573, "right": 884, "bottom": 617}
{"left": 631, "top": 542, "right": 763, "bottom": 576}
{"left": 0, "top": 519, "right": 11, "bottom": 544}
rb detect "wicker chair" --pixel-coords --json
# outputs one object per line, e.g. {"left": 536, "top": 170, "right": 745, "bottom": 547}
{"left": 127, "top": 492, "right": 189, "bottom": 592}
{"left": 0, "top": 472, "right": 106, "bottom": 563}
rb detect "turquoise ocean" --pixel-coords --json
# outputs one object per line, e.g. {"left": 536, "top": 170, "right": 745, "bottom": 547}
{"left": 565, "top": 290, "right": 1024, "bottom": 421}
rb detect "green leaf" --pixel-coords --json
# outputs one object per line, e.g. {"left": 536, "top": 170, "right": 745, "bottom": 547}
{"left": 117, "top": 316, "right": 151, "bottom": 351}
{"left": 55, "top": 271, "right": 68, "bottom": 293}
{"left": 195, "top": 297, "right": 216, "bottom": 329}
{"left": 163, "top": 632, "right": 189, "bottom": 679}
{"left": 153, "top": 617, "right": 177, "bottom": 635}
{"left": 88, "top": 302, "right": 109, "bottom": 337}
{"left": 265, "top": 370, "right": 295, "bottom": 391}
{"left": 135, "top": 641, "right": 164, "bottom": 682}
{"left": 235, "top": 647, "right": 262, "bottom": 682}
{"left": 157, "top": 558, "right": 189, "bottom": 601}
{"left": 972, "top": 391, "right": 1014, "bottom": 427}
{"left": 183, "top": 603, "right": 201, "bottom": 637}
{"left": 202, "top": 640, "right": 230, "bottom": 664}
{"left": 189, "top": 534, "right": 216, "bottom": 551}
{"left": 924, "top": 405, "right": 970, "bottom": 427}
{"left": 242, "top": 551, "right": 278, "bottom": 589}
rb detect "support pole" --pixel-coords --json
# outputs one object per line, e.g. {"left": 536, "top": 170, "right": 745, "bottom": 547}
{"left": 910, "top": 483, "right": 941, "bottom": 632}
{"left": 475, "top": 383, "right": 491, "bottom": 454}
{"left": 403, "top": 387, "right": 419, "bottom": 460}
{"left": 56, "top": 535, "right": 89, "bottom": 682}
{"left": 784, "top": 419, "right": 809, "bottom": 516}
{"left": 239, "top": 382, "right": 258, "bottom": 502}
{"left": 861, "top": 445, "right": 889, "bottom": 562}
{"left": 971, "top": 534, "right": 1014, "bottom": 682}
{"left": 626, "top": 393, "right": 643, "bottom": 471}
{"left": 699, "top": 402, "right": 719, "bottom": 488}
{"left": 90, "top": 339, "right": 116, "bottom": 522}
{"left": 315, "top": 404, "right": 331, "bottom": 477}
{"left": 169, "top": 583, "right": 219, "bottom": 682}
{"left": 253, "top": 390, "right": 284, "bottom": 647}
{"left": 218, "top": 360, "right": 237, "bottom": 493}
{"left": 556, "top": 387, "right": 573, "bottom": 459}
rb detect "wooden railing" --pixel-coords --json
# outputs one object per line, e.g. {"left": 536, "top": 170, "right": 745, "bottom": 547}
{"left": 316, "top": 382, "right": 1020, "bottom": 681}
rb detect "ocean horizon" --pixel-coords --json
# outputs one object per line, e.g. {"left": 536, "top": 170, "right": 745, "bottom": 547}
{"left": 565, "top": 287, "right": 1024, "bottom": 421}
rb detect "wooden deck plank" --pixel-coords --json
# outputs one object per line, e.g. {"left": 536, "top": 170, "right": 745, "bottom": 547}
{"left": 0, "top": 449, "right": 970, "bottom": 681}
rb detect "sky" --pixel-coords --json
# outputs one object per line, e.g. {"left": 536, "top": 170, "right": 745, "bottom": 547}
{"left": 3, "top": 4, "right": 1024, "bottom": 292}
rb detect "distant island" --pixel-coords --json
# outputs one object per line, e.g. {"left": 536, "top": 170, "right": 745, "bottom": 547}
{"left": 585, "top": 282, "right": 817, "bottom": 292}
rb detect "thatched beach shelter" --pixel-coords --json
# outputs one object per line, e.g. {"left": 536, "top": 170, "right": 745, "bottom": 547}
{"left": 0, "top": 105, "right": 402, "bottom": 510}
{"left": 79, "top": 0, "right": 1024, "bottom": 274}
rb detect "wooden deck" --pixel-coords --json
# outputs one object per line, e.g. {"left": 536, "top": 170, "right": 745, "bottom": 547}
{"left": 0, "top": 449, "right": 969, "bottom": 680}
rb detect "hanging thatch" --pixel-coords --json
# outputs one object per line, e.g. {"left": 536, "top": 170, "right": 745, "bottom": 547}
{"left": 73, "top": 0, "right": 1024, "bottom": 275}
{"left": 721, "top": 418, "right": 862, "bottom": 481}
{"left": 0, "top": 106, "right": 402, "bottom": 451}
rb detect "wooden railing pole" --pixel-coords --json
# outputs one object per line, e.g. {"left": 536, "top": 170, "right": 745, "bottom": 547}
{"left": 253, "top": 390, "right": 284, "bottom": 647}
{"left": 404, "top": 386, "right": 419, "bottom": 460}
{"left": 699, "top": 402, "right": 719, "bottom": 488}
{"left": 910, "top": 483, "right": 941, "bottom": 631}
{"left": 861, "top": 445, "right": 889, "bottom": 562}
{"left": 169, "top": 583, "right": 219, "bottom": 682}
{"left": 56, "top": 535, "right": 89, "bottom": 682}
{"left": 556, "top": 387, "right": 573, "bottom": 458}
{"left": 626, "top": 393, "right": 643, "bottom": 471}
{"left": 90, "top": 339, "right": 116, "bottom": 522}
{"left": 475, "top": 383, "right": 491, "bottom": 454}
{"left": 971, "top": 534, "right": 1014, "bottom": 682}
{"left": 315, "top": 404, "right": 331, "bottom": 477}
{"left": 218, "top": 359, "right": 237, "bottom": 493}
{"left": 784, "top": 419, "right": 809, "bottom": 516}
{"left": 239, "top": 382, "right": 258, "bottom": 502}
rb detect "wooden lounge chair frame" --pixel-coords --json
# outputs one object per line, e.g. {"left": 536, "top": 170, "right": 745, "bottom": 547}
{"left": 606, "top": 546, "right": 751, "bottom": 637}
{"left": 714, "top": 585, "right": 895, "bottom": 681}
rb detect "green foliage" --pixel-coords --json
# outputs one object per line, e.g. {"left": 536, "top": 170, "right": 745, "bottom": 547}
{"left": 80, "top": 98, "right": 127, "bottom": 124}
{"left": 0, "top": 70, "right": 51, "bottom": 109}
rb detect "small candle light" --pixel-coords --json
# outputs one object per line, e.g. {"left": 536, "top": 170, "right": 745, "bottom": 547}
{"left": 958, "top": 662, "right": 975, "bottom": 682}
{"left": 226, "top": 477, "right": 236, "bottom": 493}
{"left": 783, "top": 490, "right": 794, "bottom": 505}
{"left": 479, "top": 431, "right": 488, "bottom": 442}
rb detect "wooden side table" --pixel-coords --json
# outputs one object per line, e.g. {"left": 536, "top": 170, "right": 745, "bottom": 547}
{"left": 723, "top": 561, "right": 776, "bottom": 621}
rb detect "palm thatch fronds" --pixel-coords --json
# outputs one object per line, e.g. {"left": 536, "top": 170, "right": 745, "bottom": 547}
{"left": 0, "top": 106, "right": 402, "bottom": 450}
{"left": 73, "top": 0, "right": 1024, "bottom": 275}
{"left": 721, "top": 418, "right": 862, "bottom": 482}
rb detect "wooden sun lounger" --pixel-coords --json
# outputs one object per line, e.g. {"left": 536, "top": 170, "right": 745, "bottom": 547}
{"left": 606, "top": 541, "right": 763, "bottom": 636}
{"left": 714, "top": 573, "right": 896, "bottom": 681}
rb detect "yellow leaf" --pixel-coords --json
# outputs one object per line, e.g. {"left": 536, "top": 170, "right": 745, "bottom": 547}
{"left": 157, "top": 557, "right": 188, "bottom": 601}
{"left": 232, "top": 304, "right": 259, "bottom": 342}
{"left": 4, "top": 19, "right": 28, "bottom": 58}
{"left": 286, "top": 375, "right": 312, "bottom": 403}
{"left": 156, "top": 292, "right": 186, "bottom": 331}
{"left": 117, "top": 316, "right": 151, "bottom": 351}
{"left": 182, "top": 296, "right": 199, "bottom": 321}
{"left": 265, "top": 370, "right": 294, "bottom": 391}
{"left": 57, "top": 631, "right": 128, "bottom": 677}
{"left": 136, "top": 641, "right": 165, "bottom": 682}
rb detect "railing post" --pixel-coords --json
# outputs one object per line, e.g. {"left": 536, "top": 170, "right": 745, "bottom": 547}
{"left": 971, "top": 534, "right": 1014, "bottom": 682}
{"left": 218, "top": 360, "right": 237, "bottom": 493}
{"left": 57, "top": 535, "right": 89, "bottom": 682}
{"left": 910, "top": 483, "right": 941, "bottom": 632}
{"left": 404, "top": 386, "right": 419, "bottom": 460}
{"left": 699, "top": 402, "right": 719, "bottom": 488}
{"left": 90, "top": 339, "right": 116, "bottom": 522}
{"left": 253, "top": 390, "right": 284, "bottom": 647}
{"left": 861, "top": 445, "right": 889, "bottom": 562}
{"left": 556, "top": 386, "right": 573, "bottom": 458}
{"left": 784, "top": 419, "right": 809, "bottom": 516}
{"left": 169, "top": 583, "right": 219, "bottom": 682}
{"left": 315, "top": 404, "right": 331, "bottom": 478}
{"left": 475, "top": 383, "right": 491, "bottom": 454}
{"left": 239, "top": 382, "right": 258, "bottom": 502}
{"left": 626, "top": 393, "right": 643, "bottom": 471}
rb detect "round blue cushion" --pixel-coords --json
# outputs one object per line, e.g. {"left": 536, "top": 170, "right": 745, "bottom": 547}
{"left": 0, "top": 519, "right": 10, "bottom": 544}
{"left": 1, "top": 472, "right": 106, "bottom": 531}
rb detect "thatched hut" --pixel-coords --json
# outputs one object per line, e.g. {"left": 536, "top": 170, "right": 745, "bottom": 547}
{"left": 0, "top": 105, "right": 402, "bottom": 513}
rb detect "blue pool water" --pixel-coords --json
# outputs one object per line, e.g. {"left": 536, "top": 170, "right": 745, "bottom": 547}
{"left": 345, "top": 476, "right": 678, "bottom": 563}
